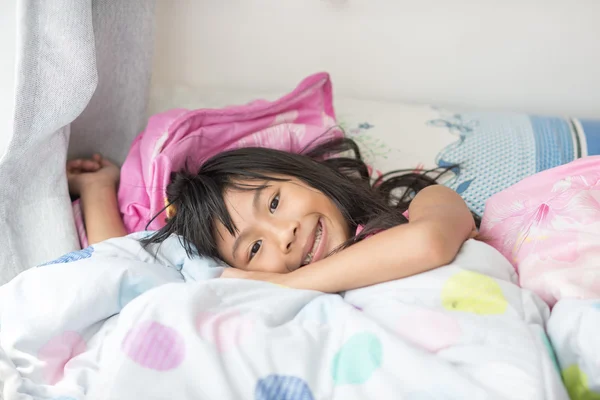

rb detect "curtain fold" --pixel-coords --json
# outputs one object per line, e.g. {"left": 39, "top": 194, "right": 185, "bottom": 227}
{"left": 0, "top": 0, "right": 155, "bottom": 285}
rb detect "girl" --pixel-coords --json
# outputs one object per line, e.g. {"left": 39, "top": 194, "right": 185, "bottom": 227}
{"left": 67, "top": 139, "right": 477, "bottom": 293}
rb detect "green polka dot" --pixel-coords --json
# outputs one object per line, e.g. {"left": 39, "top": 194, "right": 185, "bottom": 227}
{"left": 562, "top": 364, "right": 600, "bottom": 400}
{"left": 540, "top": 332, "right": 560, "bottom": 373}
{"left": 331, "top": 332, "right": 382, "bottom": 385}
{"left": 441, "top": 270, "right": 508, "bottom": 315}
{"left": 562, "top": 365, "right": 600, "bottom": 400}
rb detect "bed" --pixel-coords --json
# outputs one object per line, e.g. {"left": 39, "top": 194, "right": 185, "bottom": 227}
{"left": 1, "top": 2, "right": 600, "bottom": 399}
{"left": 2, "top": 71, "right": 600, "bottom": 398}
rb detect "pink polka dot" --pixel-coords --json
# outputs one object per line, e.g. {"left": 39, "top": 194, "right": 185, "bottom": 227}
{"left": 196, "top": 311, "right": 255, "bottom": 352}
{"left": 396, "top": 309, "right": 461, "bottom": 352}
{"left": 122, "top": 321, "right": 185, "bottom": 371}
{"left": 38, "top": 331, "right": 86, "bottom": 384}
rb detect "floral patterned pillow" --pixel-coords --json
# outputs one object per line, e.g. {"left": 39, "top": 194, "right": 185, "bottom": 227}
{"left": 335, "top": 98, "right": 600, "bottom": 216}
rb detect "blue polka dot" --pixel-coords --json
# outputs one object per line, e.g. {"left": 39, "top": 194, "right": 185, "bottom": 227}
{"left": 592, "top": 302, "right": 600, "bottom": 311}
{"left": 255, "top": 375, "right": 314, "bottom": 400}
{"left": 39, "top": 247, "right": 94, "bottom": 266}
{"left": 118, "top": 275, "right": 157, "bottom": 308}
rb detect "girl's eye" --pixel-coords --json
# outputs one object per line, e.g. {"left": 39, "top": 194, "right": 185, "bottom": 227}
{"left": 249, "top": 240, "right": 262, "bottom": 260}
{"left": 269, "top": 195, "right": 280, "bottom": 213}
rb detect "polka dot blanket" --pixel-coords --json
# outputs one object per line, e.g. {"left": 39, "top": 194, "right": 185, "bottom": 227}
{"left": 0, "top": 235, "right": 569, "bottom": 399}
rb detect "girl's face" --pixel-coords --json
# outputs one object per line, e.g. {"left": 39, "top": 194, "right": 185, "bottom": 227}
{"left": 215, "top": 176, "right": 351, "bottom": 273}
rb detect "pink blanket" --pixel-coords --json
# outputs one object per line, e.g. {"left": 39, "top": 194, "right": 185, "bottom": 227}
{"left": 480, "top": 156, "right": 600, "bottom": 306}
{"left": 118, "top": 73, "right": 341, "bottom": 233}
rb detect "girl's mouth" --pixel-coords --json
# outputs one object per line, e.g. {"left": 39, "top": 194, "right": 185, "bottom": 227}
{"left": 302, "top": 218, "right": 325, "bottom": 266}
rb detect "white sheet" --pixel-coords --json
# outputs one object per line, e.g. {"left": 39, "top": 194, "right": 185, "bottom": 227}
{"left": 0, "top": 235, "right": 568, "bottom": 399}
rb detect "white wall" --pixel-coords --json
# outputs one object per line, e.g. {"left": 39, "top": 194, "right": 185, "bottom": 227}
{"left": 0, "top": 1, "right": 17, "bottom": 158}
{"left": 152, "top": 0, "right": 600, "bottom": 117}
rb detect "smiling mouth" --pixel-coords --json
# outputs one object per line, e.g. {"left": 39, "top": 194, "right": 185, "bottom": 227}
{"left": 302, "top": 219, "right": 323, "bottom": 266}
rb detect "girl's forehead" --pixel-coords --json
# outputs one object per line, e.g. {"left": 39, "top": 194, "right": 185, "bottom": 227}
{"left": 229, "top": 173, "right": 293, "bottom": 185}
{"left": 224, "top": 175, "right": 299, "bottom": 196}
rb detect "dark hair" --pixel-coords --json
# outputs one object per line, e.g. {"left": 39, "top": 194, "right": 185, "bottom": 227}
{"left": 141, "top": 137, "right": 472, "bottom": 260}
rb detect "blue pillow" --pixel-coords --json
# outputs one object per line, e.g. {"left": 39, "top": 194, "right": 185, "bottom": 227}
{"left": 431, "top": 112, "right": 600, "bottom": 215}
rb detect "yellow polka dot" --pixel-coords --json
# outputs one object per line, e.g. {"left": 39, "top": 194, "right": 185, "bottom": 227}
{"left": 272, "top": 283, "right": 289, "bottom": 289}
{"left": 562, "top": 365, "right": 600, "bottom": 400}
{"left": 441, "top": 270, "right": 508, "bottom": 315}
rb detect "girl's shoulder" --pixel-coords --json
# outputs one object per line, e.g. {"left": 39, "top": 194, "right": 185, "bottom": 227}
{"left": 355, "top": 210, "right": 409, "bottom": 237}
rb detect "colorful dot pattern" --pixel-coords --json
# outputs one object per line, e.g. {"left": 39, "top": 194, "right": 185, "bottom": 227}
{"left": 561, "top": 364, "right": 600, "bottom": 400}
{"left": 441, "top": 270, "right": 508, "bottom": 315}
{"left": 38, "top": 331, "right": 87, "bottom": 385}
{"left": 108, "top": 269, "right": 523, "bottom": 396}
{"left": 196, "top": 311, "right": 255, "bottom": 352}
{"left": 122, "top": 321, "right": 185, "bottom": 371}
{"left": 39, "top": 247, "right": 94, "bottom": 266}
{"left": 255, "top": 375, "right": 315, "bottom": 400}
{"left": 331, "top": 332, "right": 382, "bottom": 385}
{"left": 396, "top": 309, "right": 461, "bottom": 352}
{"left": 36, "top": 255, "right": 541, "bottom": 398}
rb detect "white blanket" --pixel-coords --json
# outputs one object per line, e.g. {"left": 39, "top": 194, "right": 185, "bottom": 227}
{"left": 547, "top": 299, "right": 600, "bottom": 399}
{"left": 0, "top": 236, "right": 568, "bottom": 399}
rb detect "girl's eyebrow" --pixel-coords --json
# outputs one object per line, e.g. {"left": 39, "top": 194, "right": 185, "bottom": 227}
{"left": 252, "top": 186, "right": 267, "bottom": 212}
{"left": 231, "top": 187, "right": 267, "bottom": 260}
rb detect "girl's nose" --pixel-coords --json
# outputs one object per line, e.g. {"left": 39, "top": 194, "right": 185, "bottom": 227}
{"left": 274, "top": 220, "right": 299, "bottom": 253}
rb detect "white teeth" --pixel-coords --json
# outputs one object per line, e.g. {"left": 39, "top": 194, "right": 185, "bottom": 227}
{"left": 303, "top": 222, "right": 323, "bottom": 265}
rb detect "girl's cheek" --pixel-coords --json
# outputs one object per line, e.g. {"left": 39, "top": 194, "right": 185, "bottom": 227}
{"left": 259, "top": 249, "right": 287, "bottom": 274}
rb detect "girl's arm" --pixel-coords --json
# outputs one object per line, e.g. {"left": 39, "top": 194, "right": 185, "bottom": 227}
{"left": 225, "top": 185, "right": 476, "bottom": 293}
{"left": 67, "top": 154, "right": 127, "bottom": 245}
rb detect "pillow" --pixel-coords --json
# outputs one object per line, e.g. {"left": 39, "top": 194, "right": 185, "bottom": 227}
{"left": 335, "top": 98, "right": 600, "bottom": 216}
{"left": 120, "top": 73, "right": 341, "bottom": 233}
{"left": 479, "top": 155, "right": 600, "bottom": 306}
{"left": 148, "top": 82, "right": 600, "bottom": 217}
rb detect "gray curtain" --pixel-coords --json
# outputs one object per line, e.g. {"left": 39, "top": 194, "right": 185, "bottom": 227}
{"left": 0, "top": 0, "right": 155, "bottom": 285}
